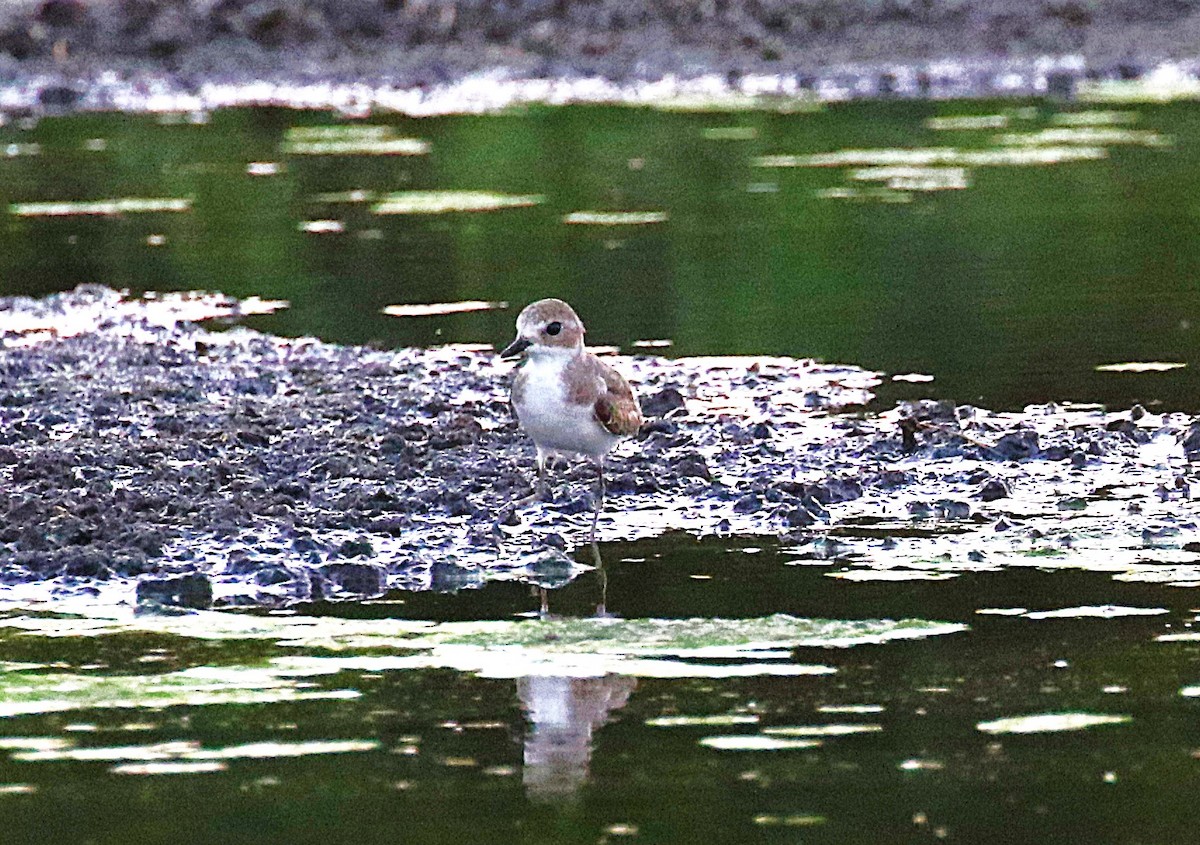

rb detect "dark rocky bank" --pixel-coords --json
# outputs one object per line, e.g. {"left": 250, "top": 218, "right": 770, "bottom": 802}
{"left": 3, "top": 287, "right": 1199, "bottom": 611}
{"left": 2, "top": 1, "right": 1200, "bottom": 112}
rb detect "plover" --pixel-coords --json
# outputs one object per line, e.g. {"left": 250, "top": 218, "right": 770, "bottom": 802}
{"left": 501, "top": 298, "right": 642, "bottom": 543}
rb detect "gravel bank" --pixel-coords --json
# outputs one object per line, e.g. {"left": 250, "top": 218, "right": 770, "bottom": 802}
{"left": 1, "top": 2, "right": 1200, "bottom": 113}
{"left": 3, "top": 287, "right": 1199, "bottom": 611}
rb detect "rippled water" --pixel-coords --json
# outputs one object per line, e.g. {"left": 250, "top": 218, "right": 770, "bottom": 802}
{"left": 2, "top": 539, "right": 1200, "bottom": 843}
{"left": 5, "top": 100, "right": 1200, "bottom": 842}
{"left": 2, "top": 100, "right": 1199, "bottom": 410}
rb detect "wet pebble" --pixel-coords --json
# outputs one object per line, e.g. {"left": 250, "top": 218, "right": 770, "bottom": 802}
{"left": 733, "top": 493, "right": 762, "bottom": 514}
{"left": 990, "top": 430, "right": 1039, "bottom": 461}
{"left": 337, "top": 537, "right": 375, "bottom": 558}
{"left": 907, "top": 501, "right": 932, "bottom": 519}
{"left": 810, "top": 477, "right": 864, "bottom": 504}
{"left": 640, "top": 387, "right": 686, "bottom": 417}
{"left": 252, "top": 564, "right": 306, "bottom": 587}
{"left": 933, "top": 499, "right": 971, "bottom": 520}
{"left": 61, "top": 548, "right": 110, "bottom": 579}
{"left": 640, "top": 418, "right": 677, "bottom": 436}
{"left": 1105, "top": 418, "right": 1139, "bottom": 440}
{"left": 430, "top": 561, "right": 486, "bottom": 593}
{"left": 541, "top": 533, "right": 568, "bottom": 551}
{"left": 977, "top": 477, "right": 1010, "bottom": 502}
{"left": 777, "top": 506, "right": 816, "bottom": 528}
{"left": 136, "top": 572, "right": 213, "bottom": 610}
{"left": 672, "top": 452, "right": 712, "bottom": 482}
{"left": 1183, "top": 422, "right": 1200, "bottom": 460}
{"left": 313, "top": 561, "right": 387, "bottom": 597}
{"left": 520, "top": 549, "right": 579, "bottom": 589}
{"left": 801, "top": 496, "right": 830, "bottom": 520}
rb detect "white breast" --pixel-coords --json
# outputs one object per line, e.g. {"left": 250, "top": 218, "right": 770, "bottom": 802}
{"left": 514, "top": 353, "right": 618, "bottom": 459}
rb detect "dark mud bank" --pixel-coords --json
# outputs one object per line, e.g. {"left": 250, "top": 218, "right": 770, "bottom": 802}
{"left": 2, "top": 286, "right": 1199, "bottom": 611}
{"left": 2, "top": 1, "right": 1200, "bottom": 113}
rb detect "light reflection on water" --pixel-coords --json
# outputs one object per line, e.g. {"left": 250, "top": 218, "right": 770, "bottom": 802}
{"left": 5, "top": 98, "right": 1200, "bottom": 840}
{"left": 1, "top": 100, "right": 1199, "bottom": 410}
{"left": 0, "top": 541, "right": 1199, "bottom": 841}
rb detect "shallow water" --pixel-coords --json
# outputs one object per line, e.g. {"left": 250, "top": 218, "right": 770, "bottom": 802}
{"left": 4, "top": 538, "right": 1200, "bottom": 843}
{"left": 1, "top": 100, "right": 1199, "bottom": 411}
{"left": 5, "top": 100, "right": 1200, "bottom": 841}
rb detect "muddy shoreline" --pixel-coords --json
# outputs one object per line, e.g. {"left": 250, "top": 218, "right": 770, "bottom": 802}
{"left": 2, "top": 2, "right": 1200, "bottom": 113}
{"left": 2, "top": 287, "right": 1198, "bottom": 611}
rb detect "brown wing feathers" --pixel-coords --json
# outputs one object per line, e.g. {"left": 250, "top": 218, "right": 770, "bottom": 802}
{"left": 594, "top": 363, "right": 642, "bottom": 437}
{"left": 564, "top": 353, "right": 642, "bottom": 437}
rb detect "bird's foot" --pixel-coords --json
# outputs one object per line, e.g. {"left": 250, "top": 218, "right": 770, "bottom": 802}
{"left": 513, "top": 483, "right": 554, "bottom": 508}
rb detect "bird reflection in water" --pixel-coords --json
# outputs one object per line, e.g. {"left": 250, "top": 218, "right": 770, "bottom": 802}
{"left": 518, "top": 673, "right": 636, "bottom": 802}
{"left": 534, "top": 541, "right": 609, "bottom": 617}
{"left": 519, "top": 541, "right": 633, "bottom": 801}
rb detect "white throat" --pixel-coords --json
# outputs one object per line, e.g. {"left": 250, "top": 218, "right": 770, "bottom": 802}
{"left": 527, "top": 342, "right": 581, "bottom": 360}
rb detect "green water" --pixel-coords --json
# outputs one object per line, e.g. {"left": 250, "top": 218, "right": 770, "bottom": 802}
{"left": 1, "top": 100, "right": 1198, "bottom": 410}
{"left": 5, "top": 101, "right": 1200, "bottom": 842}
{"left": 3, "top": 540, "right": 1200, "bottom": 843}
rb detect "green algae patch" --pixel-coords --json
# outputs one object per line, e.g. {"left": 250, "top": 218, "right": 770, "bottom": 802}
{"left": 9, "top": 197, "right": 193, "bottom": 217}
{"left": 282, "top": 126, "right": 429, "bottom": 156}
{"left": 647, "top": 714, "right": 760, "bottom": 727}
{"left": 14, "top": 738, "right": 379, "bottom": 764}
{"left": 1019, "top": 547, "right": 1067, "bottom": 558}
{"left": 996, "top": 128, "right": 1170, "bottom": 148}
{"left": 0, "top": 612, "right": 966, "bottom": 654}
{"left": 701, "top": 126, "right": 759, "bottom": 141}
{"left": 1094, "top": 361, "right": 1187, "bottom": 373}
{"left": 1051, "top": 111, "right": 1139, "bottom": 126}
{"left": 371, "top": 190, "right": 543, "bottom": 214}
{"left": 1022, "top": 605, "right": 1167, "bottom": 620}
{"left": 763, "top": 724, "right": 883, "bottom": 737}
{"left": 0, "top": 612, "right": 966, "bottom": 686}
{"left": 261, "top": 615, "right": 966, "bottom": 680}
{"left": 757, "top": 146, "right": 1108, "bottom": 168}
{"left": 925, "top": 114, "right": 1010, "bottom": 130}
{"left": 752, "top": 814, "right": 826, "bottom": 827}
{"left": 407, "top": 614, "right": 967, "bottom": 654}
{"left": 382, "top": 300, "right": 508, "bottom": 317}
{"left": 976, "top": 713, "right": 1131, "bottom": 734}
{"left": 649, "top": 94, "right": 820, "bottom": 114}
{"left": 0, "top": 664, "right": 361, "bottom": 718}
{"left": 699, "top": 735, "right": 820, "bottom": 751}
{"left": 562, "top": 210, "right": 668, "bottom": 225}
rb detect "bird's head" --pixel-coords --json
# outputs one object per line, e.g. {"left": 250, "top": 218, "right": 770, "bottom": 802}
{"left": 500, "top": 298, "right": 586, "bottom": 358}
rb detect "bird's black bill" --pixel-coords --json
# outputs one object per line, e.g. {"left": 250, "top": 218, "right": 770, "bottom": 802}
{"left": 500, "top": 337, "right": 532, "bottom": 358}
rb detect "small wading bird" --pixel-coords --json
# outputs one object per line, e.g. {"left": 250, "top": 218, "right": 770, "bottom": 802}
{"left": 501, "top": 298, "right": 643, "bottom": 544}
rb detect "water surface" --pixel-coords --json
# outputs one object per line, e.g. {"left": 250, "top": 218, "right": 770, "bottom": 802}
{"left": 4, "top": 100, "right": 1200, "bottom": 843}
{"left": 3, "top": 538, "right": 1200, "bottom": 843}
{"left": 2, "top": 100, "right": 1198, "bottom": 410}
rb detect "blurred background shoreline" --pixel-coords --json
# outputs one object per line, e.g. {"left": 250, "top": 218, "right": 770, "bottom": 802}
{"left": 5, "top": 1, "right": 1200, "bottom": 112}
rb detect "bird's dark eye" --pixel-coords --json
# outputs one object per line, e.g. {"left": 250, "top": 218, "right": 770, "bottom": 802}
{"left": 545, "top": 321, "right": 562, "bottom": 336}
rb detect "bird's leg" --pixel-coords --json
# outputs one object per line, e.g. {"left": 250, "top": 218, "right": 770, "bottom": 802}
{"left": 512, "top": 450, "right": 549, "bottom": 509}
{"left": 590, "top": 538, "right": 612, "bottom": 618}
{"left": 590, "top": 456, "right": 606, "bottom": 545}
